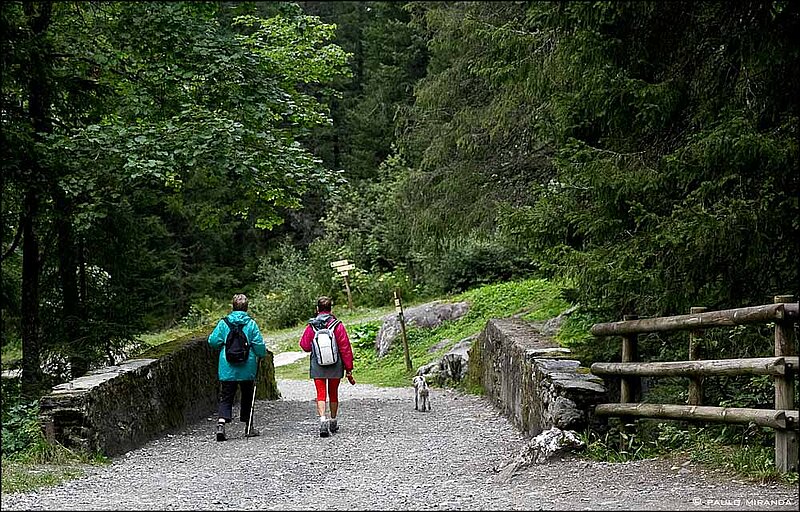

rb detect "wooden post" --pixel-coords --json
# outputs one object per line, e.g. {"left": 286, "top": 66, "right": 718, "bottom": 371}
{"left": 774, "top": 295, "right": 798, "bottom": 473}
{"left": 343, "top": 274, "right": 354, "bottom": 312}
{"left": 688, "top": 306, "right": 707, "bottom": 406}
{"left": 619, "top": 314, "right": 638, "bottom": 450}
{"left": 394, "top": 289, "right": 412, "bottom": 372}
{"left": 620, "top": 315, "right": 640, "bottom": 403}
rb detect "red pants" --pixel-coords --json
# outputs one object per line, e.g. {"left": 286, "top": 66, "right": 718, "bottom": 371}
{"left": 314, "top": 378, "right": 340, "bottom": 402}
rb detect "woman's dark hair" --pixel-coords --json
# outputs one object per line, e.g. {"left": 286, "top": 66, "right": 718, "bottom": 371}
{"left": 316, "top": 296, "right": 333, "bottom": 312}
{"left": 232, "top": 293, "right": 248, "bottom": 311}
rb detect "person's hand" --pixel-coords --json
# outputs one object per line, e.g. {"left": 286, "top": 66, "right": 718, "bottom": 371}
{"left": 346, "top": 371, "right": 355, "bottom": 385}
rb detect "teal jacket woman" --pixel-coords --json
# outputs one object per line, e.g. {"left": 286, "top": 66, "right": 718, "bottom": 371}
{"left": 208, "top": 310, "right": 267, "bottom": 381}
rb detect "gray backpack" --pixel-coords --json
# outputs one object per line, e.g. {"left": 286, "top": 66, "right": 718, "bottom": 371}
{"left": 310, "top": 315, "right": 341, "bottom": 366}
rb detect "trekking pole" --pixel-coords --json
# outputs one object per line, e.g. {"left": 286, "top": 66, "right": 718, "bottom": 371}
{"left": 246, "top": 357, "right": 260, "bottom": 438}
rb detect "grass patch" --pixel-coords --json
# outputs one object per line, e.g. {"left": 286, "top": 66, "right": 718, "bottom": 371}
{"left": 343, "top": 278, "right": 571, "bottom": 388}
{"left": 2, "top": 461, "right": 87, "bottom": 493}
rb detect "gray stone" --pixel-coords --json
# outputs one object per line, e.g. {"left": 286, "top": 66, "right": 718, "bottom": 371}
{"left": 427, "top": 338, "right": 453, "bottom": 354}
{"left": 440, "top": 335, "right": 475, "bottom": 383}
{"left": 498, "top": 427, "right": 585, "bottom": 482}
{"left": 375, "top": 301, "right": 470, "bottom": 357}
{"left": 550, "top": 397, "right": 583, "bottom": 429}
{"left": 539, "top": 305, "right": 579, "bottom": 336}
{"left": 416, "top": 361, "right": 443, "bottom": 386}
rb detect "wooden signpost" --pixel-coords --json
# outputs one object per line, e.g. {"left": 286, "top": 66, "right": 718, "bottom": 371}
{"left": 330, "top": 260, "right": 354, "bottom": 311}
{"left": 394, "top": 289, "right": 413, "bottom": 372}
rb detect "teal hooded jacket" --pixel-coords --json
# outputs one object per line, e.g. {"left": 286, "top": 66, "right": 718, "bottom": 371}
{"left": 208, "top": 311, "right": 267, "bottom": 381}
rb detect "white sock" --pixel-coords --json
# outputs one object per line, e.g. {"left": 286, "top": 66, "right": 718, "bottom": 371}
{"left": 320, "top": 415, "right": 327, "bottom": 422}
{"left": 218, "top": 418, "right": 225, "bottom": 424}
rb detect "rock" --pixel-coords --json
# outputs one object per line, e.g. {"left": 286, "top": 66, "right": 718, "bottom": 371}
{"left": 440, "top": 335, "right": 475, "bottom": 383}
{"left": 550, "top": 397, "right": 582, "bottom": 429}
{"left": 498, "top": 427, "right": 585, "bottom": 482}
{"left": 539, "top": 305, "right": 579, "bottom": 337}
{"left": 416, "top": 361, "right": 442, "bottom": 386}
{"left": 375, "top": 301, "right": 470, "bottom": 357}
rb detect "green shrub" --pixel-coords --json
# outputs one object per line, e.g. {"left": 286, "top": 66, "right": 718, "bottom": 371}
{"left": 347, "top": 267, "right": 416, "bottom": 307}
{"left": 252, "top": 243, "right": 327, "bottom": 329}
{"left": 423, "top": 236, "right": 538, "bottom": 294}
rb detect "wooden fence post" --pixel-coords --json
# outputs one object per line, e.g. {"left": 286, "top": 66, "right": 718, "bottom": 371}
{"left": 774, "top": 295, "right": 798, "bottom": 473}
{"left": 620, "top": 315, "right": 640, "bottom": 404}
{"left": 688, "top": 306, "right": 707, "bottom": 406}
{"left": 619, "top": 314, "right": 639, "bottom": 450}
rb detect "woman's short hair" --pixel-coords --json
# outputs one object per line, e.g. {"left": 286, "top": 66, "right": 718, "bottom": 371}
{"left": 232, "top": 293, "right": 248, "bottom": 312}
{"left": 316, "top": 296, "right": 333, "bottom": 312}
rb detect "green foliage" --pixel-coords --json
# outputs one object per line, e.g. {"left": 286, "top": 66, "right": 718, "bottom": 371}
{"left": 346, "top": 267, "right": 416, "bottom": 308}
{"left": 555, "top": 311, "right": 617, "bottom": 367}
{"left": 423, "top": 235, "right": 538, "bottom": 294}
{"left": 2, "top": 397, "right": 43, "bottom": 458}
{"left": 252, "top": 243, "right": 323, "bottom": 329}
{"left": 2, "top": 1, "right": 351, "bottom": 384}
{"left": 396, "top": 0, "right": 799, "bottom": 322}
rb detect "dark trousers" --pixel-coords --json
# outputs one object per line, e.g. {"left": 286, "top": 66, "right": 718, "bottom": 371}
{"left": 218, "top": 380, "right": 255, "bottom": 423}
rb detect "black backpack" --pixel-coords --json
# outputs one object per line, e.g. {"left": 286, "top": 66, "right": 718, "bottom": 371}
{"left": 222, "top": 317, "right": 250, "bottom": 364}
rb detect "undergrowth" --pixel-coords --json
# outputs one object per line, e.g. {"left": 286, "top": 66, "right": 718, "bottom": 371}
{"left": 1, "top": 379, "right": 109, "bottom": 494}
{"left": 581, "top": 420, "right": 799, "bottom": 486}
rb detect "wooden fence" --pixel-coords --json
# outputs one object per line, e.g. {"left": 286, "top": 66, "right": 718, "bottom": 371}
{"left": 589, "top": 295, "right": 799, "bottom": 473}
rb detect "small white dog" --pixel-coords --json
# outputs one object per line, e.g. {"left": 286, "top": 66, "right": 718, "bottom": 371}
{"left": 413, "top": 375, "right": 430, "bottom": 412}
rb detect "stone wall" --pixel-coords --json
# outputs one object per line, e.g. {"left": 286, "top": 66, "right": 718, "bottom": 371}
{"left": 39, "top": 335, "right": 278, "bottom": 457}
{"left": 467, "top": 318, "right": 607, "bottom": 437}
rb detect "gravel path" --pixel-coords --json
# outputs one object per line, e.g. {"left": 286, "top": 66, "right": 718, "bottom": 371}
{"left": 2, "top": 379, "right": 797, "bottom": 511}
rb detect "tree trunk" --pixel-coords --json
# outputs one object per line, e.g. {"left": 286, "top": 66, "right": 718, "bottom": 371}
{"left": 21, "top": 189, "right": 42, "bottom": 398}
{"left": 54, "top": 188, "right": 87, "bottom": 377}
{"left": 20, "top": 1, "right": 53, "bottom": 398}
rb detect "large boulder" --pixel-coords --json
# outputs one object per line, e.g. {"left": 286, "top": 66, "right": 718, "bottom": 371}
{"left": 439, "top": 335, "right": 475, "bottom": 383}
{"left": 375, "top": 300, "right": 470, "bottom": 357}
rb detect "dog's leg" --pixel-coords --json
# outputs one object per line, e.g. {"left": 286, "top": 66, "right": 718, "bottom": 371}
{"left": 414, "top": 391, "right": 419, "bottom": 411}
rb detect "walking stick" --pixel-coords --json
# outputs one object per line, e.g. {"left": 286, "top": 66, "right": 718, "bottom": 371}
{"left": 246, "top": 357, "right": 260, "bottom": 438}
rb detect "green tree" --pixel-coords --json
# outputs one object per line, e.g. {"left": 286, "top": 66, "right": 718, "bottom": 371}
{"left": 1, "top": 1, "right": 348, "bottom": 395}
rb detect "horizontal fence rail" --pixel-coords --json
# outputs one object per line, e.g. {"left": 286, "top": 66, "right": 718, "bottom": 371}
{"left": 590, "top": 296, "right": 798, "bottom": 473}
{"left": 591, "top": 302, "right": 799, "bottom": 336}
{"left": 591, "top": 356, "right": 798, "bottom": 377}
{"left": 594, "top": 403, "right": 799, "bottom": 431}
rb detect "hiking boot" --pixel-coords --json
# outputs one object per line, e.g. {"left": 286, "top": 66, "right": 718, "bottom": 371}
{"left": 319, "top": 419, "right": 330, "bottom": 438}
{"left": 216, "top": 421, "right": 226, "bottom": 442}
{"left": 329, "top": 418, "right": 339, "bottom": 433}
{"left": 245, "top": 428, "right": 260, "bottom": 438}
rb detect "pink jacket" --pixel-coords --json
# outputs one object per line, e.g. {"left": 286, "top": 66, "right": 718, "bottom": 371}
{"left": 299, "top": 312, "right": 354, "bottom": 371}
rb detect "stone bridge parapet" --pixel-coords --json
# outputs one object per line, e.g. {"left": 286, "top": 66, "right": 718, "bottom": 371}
{"left": 39, "top": 334, "right": 278, "bottom": 456}
{"left": 467, "top": 317, "right": 607, "bottom": 436}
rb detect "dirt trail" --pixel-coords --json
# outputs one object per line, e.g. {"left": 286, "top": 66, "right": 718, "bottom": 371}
{"left": 1, "top": 379, "right": 797, "bottom": 511}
